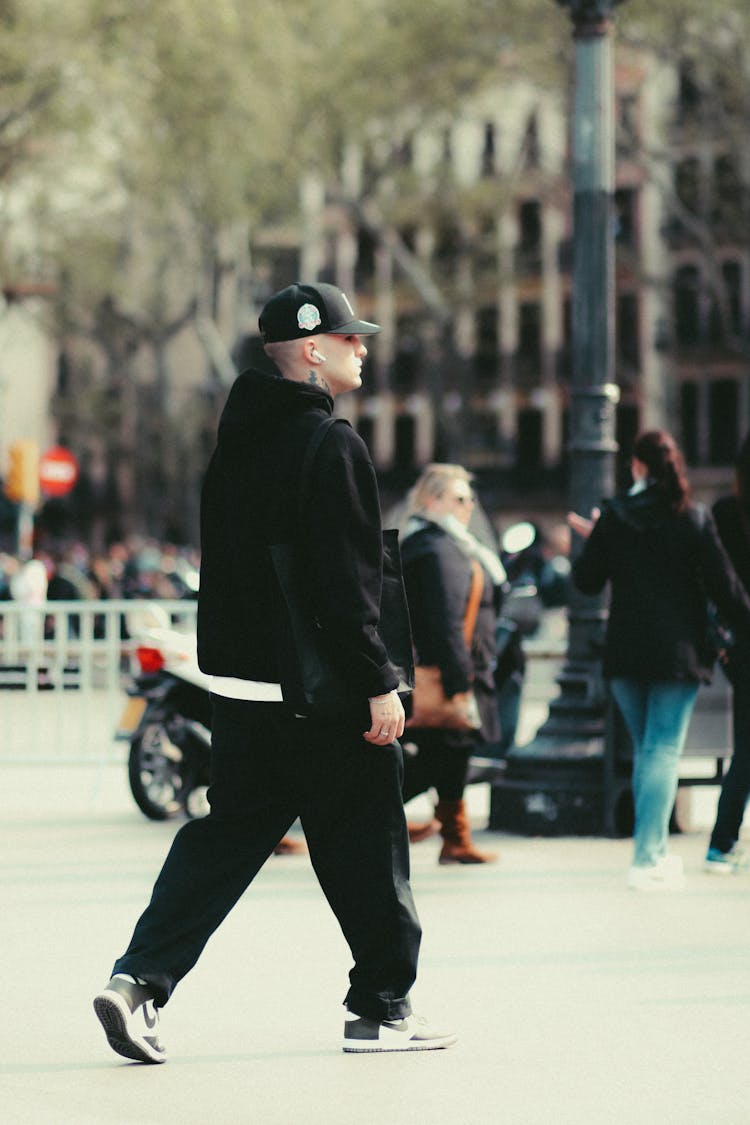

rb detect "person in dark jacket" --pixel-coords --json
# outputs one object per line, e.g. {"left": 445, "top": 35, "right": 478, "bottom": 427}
{"left": 400, "top": 464, "right": 504, "bottom": 864}
{"left": 569, "top": 429, "right": 750, "bottom": 891}
{"left": 93, "top": 282, "right": 455, "bottom": 1062}
{"left": 705, "top": 433, "right": 750, "bottom": 872}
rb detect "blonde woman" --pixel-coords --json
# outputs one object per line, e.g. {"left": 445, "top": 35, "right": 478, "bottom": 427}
{"left": 400, "top": 464, "right": 505, "bottom": 863}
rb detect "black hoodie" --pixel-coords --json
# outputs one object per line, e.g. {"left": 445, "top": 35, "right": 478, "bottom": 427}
{"left": 573, "top": 485, "right": 750, "bottom": 682}
{"left": 197, "top": 367, "right": 398, "bottom": 701}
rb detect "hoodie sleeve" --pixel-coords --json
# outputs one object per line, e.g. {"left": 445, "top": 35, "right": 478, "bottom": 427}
{"left": 298, "top": 423, "right": 399, "bottom": 699}
{"left": 698, "top": 508, "right": 750, "bottom": 635}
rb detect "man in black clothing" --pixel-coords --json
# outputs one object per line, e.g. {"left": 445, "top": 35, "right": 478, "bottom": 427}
{"left": 93, "top": 282, "right": 455, "bottom": 1061}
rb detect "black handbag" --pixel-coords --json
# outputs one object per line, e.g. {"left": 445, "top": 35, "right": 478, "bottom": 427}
{"left": 270, "top": 417, "right": 414, "bottom": 712}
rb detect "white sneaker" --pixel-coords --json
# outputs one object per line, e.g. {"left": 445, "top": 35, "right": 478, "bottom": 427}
{"left": 655, "top": 854, "right": 684, "bottom": 878}
{"left": 704, "top": 846, "right": 749, "bottom": 874}
{"left": 343, "top": 1011, "right": 457, "bottom": 1052}
{"left": 627, "top": 860, "right": 685, "bottom": 892}
{"left": 93, "top": 977, "right": 166, "bottom": 1063}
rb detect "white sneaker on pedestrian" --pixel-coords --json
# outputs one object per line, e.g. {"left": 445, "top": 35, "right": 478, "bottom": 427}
{"left": 343, "top": 1011, "right": 457, "bottom": 1052}
{"left": 704, "top": 846, "right": 749, "bottom": 874}
{"left": 655, "top": 853, "right": 684, "bottom": 878}
{"left": 627, "top": 859, "right": 685, "bottom": 892}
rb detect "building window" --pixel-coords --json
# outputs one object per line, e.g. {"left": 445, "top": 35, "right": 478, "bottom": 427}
{"left": 615, "top": 402, "right": 640, "bottom": 490}
{"left": 517, "top": 201, "right": 542, "bottom": 274}
{"left": 712, "top": 154, "right": 742, "bottom": 234}
{"left": 394, "top": 414, "right": 416, "bottom": 469}
{"left": 557, "top": 297, "right": 572, "bottom": 381}
{"left": 721, "top": 260, "right": 743, "bottom": 341}
{"left": 474, "top": 306, "right": 499, "bottom": 384}
{"left": 355, "top": 228, "right": 377, "bottom": 290}
{"left": 673, "top": 265, "right": 701, "bottom": 347}
{"left": 617, "top": 93, "right": 639, "bottom": 153}
{"left": 433, "top": 220, "right": 463, "bottom": 283}
{"left": 709, "top": 379, "right": 739, "bottom": 465}
{"left": 614, "top": 188, "right": 637, "bottom": 250}
{"left": 677, "top": 63, "right": 703, "bottom": 121}
{"left": 522, "top": 114, "right": 540, "bottom": 169}
{"left": 680, "top": 381, "right": 699, "bottom": 465}
{"left": 518, "top": 302, "right": 542, "bottom": 380}
{"left": 57, "top": 351, "right": 71, "bottom": 397}
{"left": 476, "top": 215, "right": 497, "bottom": 277}
{"left": 481, "top": 122, "right": 496, "bottom": 178}
{"left": 675, "top": 157, "right": 702, "bottom": 216}
{"left": 616, "top": 293, "right": 640, "bottom": 372}
{"left": 393, "top": 317, "right": 421, "bottom": 393}
{"left": 516, "top": 407, "right": 543, "bottom": 469}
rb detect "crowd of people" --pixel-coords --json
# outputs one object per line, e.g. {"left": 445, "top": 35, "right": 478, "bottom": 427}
{"left": 0, "top": 537, "right": 201, "bottom": 606}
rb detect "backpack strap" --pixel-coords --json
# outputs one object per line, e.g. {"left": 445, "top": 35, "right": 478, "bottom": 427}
{"left": 462, "top": 559, "right": 484, "bottom": 649}
{"left": 297, "top": 416, "right": 348, "bottom": 526}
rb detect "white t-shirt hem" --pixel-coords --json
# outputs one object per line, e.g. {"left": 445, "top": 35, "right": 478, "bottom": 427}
{"left": 209, "top": 675, "right": 283, "bottom": 702}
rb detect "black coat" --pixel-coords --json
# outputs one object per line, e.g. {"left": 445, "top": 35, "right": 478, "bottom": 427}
{"left": 713, "top": 495, "right": 750, "bottom": 592}
{"left": 400, "top": 521, "right": 500, "bottom": 743}
{"left": 573, "top": 485, "right": 750, "bottom": 683}
{"left": 197, "top": 367, "right": 399, "bottom": 701}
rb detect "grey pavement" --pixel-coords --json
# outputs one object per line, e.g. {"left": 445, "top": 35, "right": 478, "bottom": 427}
{"left": 2, "top": 692, "right": 749, "bottom": 1125}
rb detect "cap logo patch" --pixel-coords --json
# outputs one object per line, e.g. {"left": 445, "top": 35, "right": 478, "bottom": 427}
{"left": 297, "top": 303, "right": 322, "bottom": 331}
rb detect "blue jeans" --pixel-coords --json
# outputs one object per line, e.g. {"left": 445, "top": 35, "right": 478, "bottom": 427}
{"left": 610, "top": 679, "right": 699, "bottom": 867}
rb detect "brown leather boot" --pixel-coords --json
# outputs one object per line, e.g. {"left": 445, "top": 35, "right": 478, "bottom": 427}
{"left": 407, "top": 818, "right": 440, "bottom": 843}
{"left": 435, "top": 799, "right": 498, "bottom": 865}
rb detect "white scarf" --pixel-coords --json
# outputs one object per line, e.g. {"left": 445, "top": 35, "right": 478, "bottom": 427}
{"left": 402, "top": 514, "right": 507, "bottom": 587}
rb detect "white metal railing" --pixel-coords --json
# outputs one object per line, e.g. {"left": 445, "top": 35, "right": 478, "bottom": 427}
{"left": 0, "top": 599, "right": 198, "bottom": 692}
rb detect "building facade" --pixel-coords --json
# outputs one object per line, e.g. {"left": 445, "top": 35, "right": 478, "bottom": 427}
{"left": 249, "top": 47, "right": 748, "bottom": 512}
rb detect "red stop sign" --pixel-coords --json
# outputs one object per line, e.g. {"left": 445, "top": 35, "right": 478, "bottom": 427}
{"left": 39, "top": 445, "right": 79, "bottom": 497}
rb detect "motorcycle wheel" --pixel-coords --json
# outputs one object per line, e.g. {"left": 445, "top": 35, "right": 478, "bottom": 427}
{"left": 128, "top": 721, "right": 194, "bottom": 820}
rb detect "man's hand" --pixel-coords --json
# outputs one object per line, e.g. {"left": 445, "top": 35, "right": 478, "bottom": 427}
{"left": 364, "top": 690, "right": 405, "bottom": 745}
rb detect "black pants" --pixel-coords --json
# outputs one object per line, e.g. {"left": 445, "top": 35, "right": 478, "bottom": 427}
{"left": 402, "top": 730, "right": 473, "bottom": 804}
{"left": 710, "top": 643, "right": 750, "bottom": 854}
{"left": 113, "top": 697, "right": 421, "bottom": 1021}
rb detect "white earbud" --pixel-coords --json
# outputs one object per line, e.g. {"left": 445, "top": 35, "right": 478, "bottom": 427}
{"left": 311, "top": 348, "right": 326, "bottom": 363}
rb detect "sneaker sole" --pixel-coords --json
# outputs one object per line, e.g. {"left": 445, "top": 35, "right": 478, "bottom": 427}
{"left": 93, "top": 992, "right": 166, "bottom": 1064}
{"left": 343, "top": 1033, "right": 458, "bottom": 1053}
{"left": 704, "top": 863, "right": 735, "bottom": 875}
{"left": 627, "top": 876, "right": 686, "bottom": 892}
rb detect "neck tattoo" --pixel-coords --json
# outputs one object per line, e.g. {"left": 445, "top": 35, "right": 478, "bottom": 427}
{"left": 308, "top": 370, "right": 331, "bottom": 394}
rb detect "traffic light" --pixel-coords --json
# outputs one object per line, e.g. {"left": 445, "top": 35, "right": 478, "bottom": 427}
{"left": 4, "top": 439, "right": 40, "bottom": 505}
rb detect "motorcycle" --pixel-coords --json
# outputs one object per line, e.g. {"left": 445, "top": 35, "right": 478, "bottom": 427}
{"left": 116, "top": 606, "right": 213, "bottom": 820}
{"left": 499, "top": 520, "right": 572, "bottom": 635}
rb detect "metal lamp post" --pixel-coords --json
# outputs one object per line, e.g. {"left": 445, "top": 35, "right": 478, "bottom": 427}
{"left": 490, "top": 0, "right": 626, "bottom": 834}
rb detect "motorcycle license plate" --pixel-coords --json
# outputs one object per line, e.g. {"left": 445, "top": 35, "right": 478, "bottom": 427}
{"left": 117, "top": 696, "right": 148, "bottom": 738}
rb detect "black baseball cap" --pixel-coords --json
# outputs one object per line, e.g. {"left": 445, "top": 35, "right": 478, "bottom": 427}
{"left": 259, "top": 282, "right": 381, "bottom": 343}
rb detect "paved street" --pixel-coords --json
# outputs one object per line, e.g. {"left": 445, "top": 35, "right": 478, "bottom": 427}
{"left": 2, "top": 692, "right": 749, "bottom": 1125}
